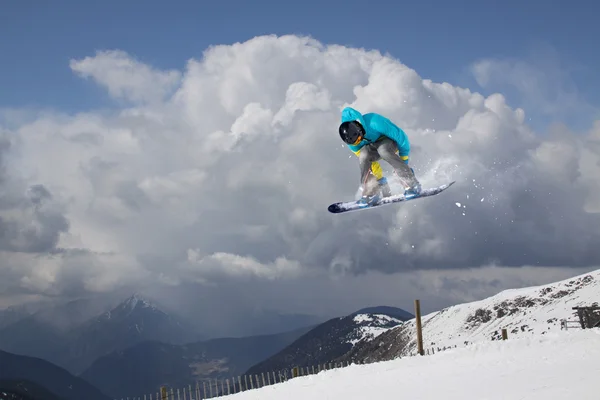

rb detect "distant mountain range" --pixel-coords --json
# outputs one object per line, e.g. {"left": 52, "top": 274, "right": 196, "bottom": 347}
{"left": 0, "top": 294, "right": 201, "bottom": 375}
{"left": 0, "top": 292, "right": 329, "bottom": 377}
{"left": 53, "top": 294, "right": 202, "bottom": 374}
{"left": 80, "top": 325, "right": 315, "bottom": 399}
{"left": 79, "top": 305, "right": 412, "bottom": 399}
{"left": 0, "top": 350, "right": 111, "bottom": 400}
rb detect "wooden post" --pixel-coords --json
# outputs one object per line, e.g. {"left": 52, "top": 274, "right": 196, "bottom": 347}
{"left": 292, "top": 366, "right": 299, "bottom": 378}
{"left": 502, "top": 328, "right": 508, "bottom": 340}
{"left": 415, "top": 299, "right": 424, "bottom": 355}
{"left": 160, "top": 387, "right": 167, "bottom": 400}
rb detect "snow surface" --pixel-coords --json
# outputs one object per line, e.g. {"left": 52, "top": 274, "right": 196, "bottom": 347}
{"left": 394, "top": 268, "right": 600, "bottom": 354}
{"left": 222, "top": 329, "right": 600, "bottom": 399}
{"left": 123, "top": 293, "right": 155, "bottom": 311}
{"left": 352, "top": 314, "right": 399, "bottom": 324}
{"left": 348, "top": 314, "right": 402, "bottom": 345}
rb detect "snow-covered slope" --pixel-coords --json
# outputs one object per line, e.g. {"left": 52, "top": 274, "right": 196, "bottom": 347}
{"left": 347, "top": 314, "right": 402, "bottom": 345}
{"left": 338, "top": 268, "right": 600, "bottom": 364}
{"left": 400, "top": 268, "right": 600, "bottom": 353}
{"left": 222, "top": 329, "right": 600, "bottom": 400}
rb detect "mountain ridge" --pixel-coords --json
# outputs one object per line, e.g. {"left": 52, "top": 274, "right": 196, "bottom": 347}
{"left": 337, "top": 268, "right": 600, "bottom": 364}
{"left": 79, "top": 324, "right": 316, "bottom": 399}
{"left": 0, "top": 293, "right": 203, "bottom": 375}
{"left": 243, "top": 306, "right": 412, "bottom": 377}
{"left": 0, "top": 349, "right": 111, "bottom": 400}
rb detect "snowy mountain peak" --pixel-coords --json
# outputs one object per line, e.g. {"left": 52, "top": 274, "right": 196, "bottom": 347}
{"left": 352, "top": 313, "right": 401, "bottom": 325}
{"left": 347, "top": 313, "right": 403, "bottom": 346}
{"left": 100, "top": 293, "right": 162, "bottom": 321}
{"left": 123, "top": 293, "right": 155, "bottom": 311}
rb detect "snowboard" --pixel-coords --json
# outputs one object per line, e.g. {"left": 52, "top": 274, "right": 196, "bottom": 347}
{"left": 328, "top": 181, "right": 455, "bottom": 214}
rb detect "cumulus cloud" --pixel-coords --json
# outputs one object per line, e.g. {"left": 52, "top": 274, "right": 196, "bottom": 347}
{"left": 1, "top": 34, "right": 600, "bottom": 316}
{"left": 70, "top": 49, "right": 181, "bottom": 105}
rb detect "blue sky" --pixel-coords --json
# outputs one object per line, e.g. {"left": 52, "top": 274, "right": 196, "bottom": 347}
{"left": 2, "top": 0, "right": 599, "bottom": 130}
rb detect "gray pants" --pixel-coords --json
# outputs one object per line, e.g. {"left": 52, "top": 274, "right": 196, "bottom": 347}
{"left": 359, "top": 137, "right": 420, "bottom": 197}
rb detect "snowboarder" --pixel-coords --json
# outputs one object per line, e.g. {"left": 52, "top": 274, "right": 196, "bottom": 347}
{"left": 338, "top": 107, "right": 422, "bottom": 205}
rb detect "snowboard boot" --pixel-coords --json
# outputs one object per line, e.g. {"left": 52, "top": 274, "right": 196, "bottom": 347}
{"left": 404, "top": 181, "right": 422, "bottom": 197}
{"left": 403, "top": 168, "right": 422, "bottom": 197}
{"left": 358, "top": 193, "right": 381, "bottom": 206}
{"left": 377, "top": 177, "right": 392, "bottom": 198}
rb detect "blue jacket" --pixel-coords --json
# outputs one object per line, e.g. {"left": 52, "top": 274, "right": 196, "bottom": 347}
{"left": 341, "top": 107, "right": 410, "bottom": 157}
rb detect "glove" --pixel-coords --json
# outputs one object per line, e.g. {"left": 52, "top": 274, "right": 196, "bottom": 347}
{"left": 400, "top": 155, "right": 409, "bottom": 164}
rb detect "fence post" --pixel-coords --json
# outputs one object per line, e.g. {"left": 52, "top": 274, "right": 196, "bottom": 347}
{"left": 292, "top": 366, "right": 299, "bottom": 378}
{"left": 502, "top": 328, "right": 508, "bottom": 340}
{"left": 415, "top": 299, "right": 424, "bottom": 356}
{"left": 160, "top": 387, "right": 167, "bottom": 400}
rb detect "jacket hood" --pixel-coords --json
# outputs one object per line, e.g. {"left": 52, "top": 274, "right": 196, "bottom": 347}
{"left": 341, "top": 107, "right": 366, "bottom": 128}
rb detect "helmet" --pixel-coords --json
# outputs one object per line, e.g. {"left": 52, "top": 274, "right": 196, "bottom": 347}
{"left": 339, "top": 120, "right": 365, "bottom": 145}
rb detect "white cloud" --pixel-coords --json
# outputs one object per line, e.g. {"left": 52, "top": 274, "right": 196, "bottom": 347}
{"left": 70, "top": 49, "right": 181, "bottom": 105}
{"left": 186, "top": 250, "right": 305, "bottom": 281}
{"left": 1, "top": 34, "right": 600, "bottom": 316}
{"left": 273, "top": 82, "right": 332, "bottom": 127}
